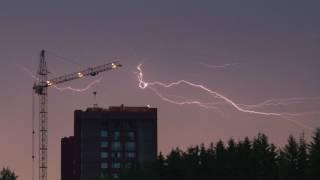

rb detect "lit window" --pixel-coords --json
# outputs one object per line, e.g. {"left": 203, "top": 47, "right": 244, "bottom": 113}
{"left": 101, "top": 162, "right": 108, "bottom": 169}
{"left": 101, "top": 141, "right": 108, "bottom": 148}
{"left": 113, "top": 131, "right": 120, "bottom": 140}
{"left": 112, "top": 162, "right": 121, "bottom": 169}
{"left": 101, "top": 130, "right": 108, "bottom": 137}
{"left": 101, "top": 152, "right": 108, "bottom": 158}
{"left": 125, "top": 142, "right": 136, "bottom": 151}
{"left": 127, "top": 132, "right": 135, "bottom": 140}
{"left": 111, "top": 142, "right": 121, "bottom": 151}
{"left": 126, "top": 152, "right": 136, "bottom": 158}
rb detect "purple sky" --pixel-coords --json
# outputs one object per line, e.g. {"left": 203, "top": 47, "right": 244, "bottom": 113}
{"left": 1, "top": 1, "right": 320, "bottom": 180}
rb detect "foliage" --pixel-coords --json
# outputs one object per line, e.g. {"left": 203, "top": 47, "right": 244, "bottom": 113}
{"left": 0, "top": 168, "right": 17, "bottom": 180}
{"left": 119, "top": 129, "right": 320, "bottom": 180}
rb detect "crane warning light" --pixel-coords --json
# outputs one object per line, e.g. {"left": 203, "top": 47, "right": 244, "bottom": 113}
{"left": 111, "top": 63, "right": 117, "bottom": 69}
{"left": 78, "top": 72, "right": 84, "bottom": 78}
{"left": 46, "top": 81, "right": 53, "bottom": 86}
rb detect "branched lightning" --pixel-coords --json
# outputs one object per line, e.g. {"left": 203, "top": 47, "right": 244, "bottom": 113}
{"left": 15, "top": 63, "right": 38, "bottom": 81}
{"left": 138, "top": 64, "right": 281, "bottom": 116}
{"left": 240, "top": 97, "right": 320, "bottom": 110}
{"left": 200, "top": 62, "right": 238, "bottom": 69}
{"left": 137, "top": 64, "right": 320, "bottom": 130}
{"left": 52, "top": 77, "right": 103, "bottom": 92}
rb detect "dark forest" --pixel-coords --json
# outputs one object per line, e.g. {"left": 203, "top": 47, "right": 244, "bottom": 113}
{"left": 119, "top": 128, "right": 320, "bottom": 180}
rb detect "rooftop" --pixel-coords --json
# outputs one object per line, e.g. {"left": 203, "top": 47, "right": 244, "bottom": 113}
{"left": 83, "top": 104, "right": 156, "bottom": 113}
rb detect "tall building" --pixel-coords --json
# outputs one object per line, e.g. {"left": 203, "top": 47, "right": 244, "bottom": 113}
{"left": 61, "top": 105, "right": 157, "bottom": 180}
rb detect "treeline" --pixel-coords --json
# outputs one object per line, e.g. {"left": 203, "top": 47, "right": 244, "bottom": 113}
{"left": 120, "top": 128, "right": 320, "bottom": 180}
{"left": 0, "top": 168, "right": 17, "bottom": 180}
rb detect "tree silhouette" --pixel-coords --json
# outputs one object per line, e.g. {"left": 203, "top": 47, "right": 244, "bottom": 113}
{"left": 252, "top": 133, "right": 278, "bottom": 180}
{"left": 279, "top": 135, "right": 300, "bottom": 180}
{"left": 308, "top": 128, "right": 320, "bottom": 179}
{"left": 118, "top": 129, "right": 320, "bottom": 180}
{"left": 0, "top": 168, "right": 17, "bottom": 180}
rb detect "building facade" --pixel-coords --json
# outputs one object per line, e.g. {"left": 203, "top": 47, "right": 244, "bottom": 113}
{"left": 61, "top": 105, "right": 157, "bottom": 180}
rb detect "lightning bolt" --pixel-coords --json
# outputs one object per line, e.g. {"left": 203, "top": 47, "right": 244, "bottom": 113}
{"left": 240, "top": 97, "right": 320, "bottom": 110}
{"left": 138, "top": 64, "right": 280, "bottom": 116}
{"left": 137, "top": 64, "right": 320, "bottom": 130}
{"left": 52, "top": 77, "right": 103, "bottom": 92}
{"left": 15, "top": 63, "right": 38, "bottom": 81}
{"left": 199, "top": 62, "right": 238, "bottom": 69}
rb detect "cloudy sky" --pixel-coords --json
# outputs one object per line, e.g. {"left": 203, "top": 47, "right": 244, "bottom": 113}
{"left": 1, "top": 1, "right": 320, "bottom": 180}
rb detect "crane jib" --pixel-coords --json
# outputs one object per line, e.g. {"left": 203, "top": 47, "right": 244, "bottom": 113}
{"left": 43, "top": 61, "right": 122, "bottom": 86}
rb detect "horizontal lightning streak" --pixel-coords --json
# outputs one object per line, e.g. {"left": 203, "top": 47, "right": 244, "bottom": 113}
{"left": 138, "top": 64, "right": 281, "bottom": 116}
{"left": 200, "top": 62, "right": 238, "bottom": 69}
{"left": 52, "top": 77, "right": 103, "bottom": 92}
{"left": 149, "top": 87, "right": 219, "bottom": 110}
{"left": 240, "top": 97, "right": 320, "bottom": 109}
{"left": 137, "top": 64, "right": 320, "bottom": 130}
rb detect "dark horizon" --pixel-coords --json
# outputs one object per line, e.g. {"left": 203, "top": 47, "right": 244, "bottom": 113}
{"left": 1, "top": 1, "right": 320, "bottom": 180}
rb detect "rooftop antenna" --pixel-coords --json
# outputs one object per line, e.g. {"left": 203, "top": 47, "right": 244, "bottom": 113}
{"left": 93, "top": 91, "right": 98, "bottom": 108}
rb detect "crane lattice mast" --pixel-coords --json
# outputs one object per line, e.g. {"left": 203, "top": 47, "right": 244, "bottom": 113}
{"left": 32, "top": 50, "right": 122, "bottom": 180}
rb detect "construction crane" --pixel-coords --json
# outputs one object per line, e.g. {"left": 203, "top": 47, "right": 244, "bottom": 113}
{"left": 32, "top": 50, "right": 122, "bottom": 180}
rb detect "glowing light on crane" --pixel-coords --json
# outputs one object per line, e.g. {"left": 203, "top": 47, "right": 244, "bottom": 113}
{"left": 112, "top": 63, "right": 117, "bottom": 69}
{"left": 78, "top": 72, "right": 84, "bottom": 78}
{"left": 46, "top": 80, "right": 53, "bottom": 86}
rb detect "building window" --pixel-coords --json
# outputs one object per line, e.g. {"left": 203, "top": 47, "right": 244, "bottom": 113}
{"left": 100, "top": 130, "right": 108, "bottom": 137}
{"left": 124, "top": 162, "right": 132, "bottom": 168}
{"left": 128, "top": 122, "right": 136, "bottom": 129}
{"left": 111, "top": 142, "right": 121, "bottom": 151}
{"left": 112, "top": 173, "right": 119, "bottom": 179}
{"left": 112, "top": 162, "right": 121, "bottom": 169}
{"left": 100, "top": 173, "right": 108, "bottom": 180}
{"left": 126, "top": 152, "right": 136, "bottom": 159}
{"left": 101, "top": 162, "right": 108, "bottom": 169}
{"left": 125, "top": 142, "right": 136, "bottom": 151}
{"left": 113, "top": 131, "right": 120, "bottom": 140}
{"left": 101, "top": 141, "right": 108, "bottom": 148}
{"left": 111, "top": 152, "right": 121, "bottom": 159}
{"left": 101, "top": 152, "right": 108, "bottom": 158}
{"left": 127, "top": 131, "right": 135, "bottom": 141}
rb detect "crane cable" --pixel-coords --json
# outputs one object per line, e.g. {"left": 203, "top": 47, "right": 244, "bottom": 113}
{"left": 44, "top": 50, "right": 90, "bottom": 69}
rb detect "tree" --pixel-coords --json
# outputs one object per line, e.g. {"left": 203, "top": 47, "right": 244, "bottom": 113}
{"left": 0, "top": 168, "right": 17, "bottom": 180}
{"left": 297, "top": 134, "right": 309, "bottom": 180}
{"left": 252, "top": 133, "right": 278, "bottom": 180}
{"left": 215, "top": 140, "right": 227, "bottom": 179}
{"left": 225, "top": 138, "right": 238, "bottom": 180}
{"left": 279, "top": 135, "right": 299, "bottom": 180}
{"left": 308, "top": 128, "right": 320, "bottom": 179}
{"left": 237, "top": 137, "right": 254, "bottom": 180}
{"left": 165, "top": 148, "right": 184, "bottom": 180}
